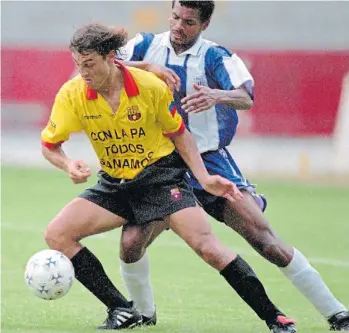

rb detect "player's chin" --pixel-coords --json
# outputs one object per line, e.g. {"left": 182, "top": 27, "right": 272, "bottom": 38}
{"left": 83, "top": 79, "right": 93, "bottom": 87}
{"left": 170, "top": 36, "right": 185, "bottom": 45}
{"left": 85, "top": 80, "right": 101, "bottom": 91}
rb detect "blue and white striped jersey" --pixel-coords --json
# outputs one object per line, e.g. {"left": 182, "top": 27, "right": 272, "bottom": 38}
{"left": 117, "top": 31, "right": 254, "bottom": 153}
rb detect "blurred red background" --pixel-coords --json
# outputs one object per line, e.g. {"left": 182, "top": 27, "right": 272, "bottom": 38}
{"left": 2, "top": 48, "right": 348, "bottom": 136}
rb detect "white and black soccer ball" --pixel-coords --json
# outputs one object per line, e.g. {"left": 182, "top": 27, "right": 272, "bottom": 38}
{"left": 24, "top": 249, "right": 75, "bottom": 300}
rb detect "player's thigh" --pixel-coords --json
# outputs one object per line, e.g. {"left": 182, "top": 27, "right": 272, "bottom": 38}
{"left": 168, "top": 205, "right": 213, "bottom": 246}
{"left": 146, "top": 220, "right": 169, "bottom": 246}
{"left": 224, "top": 190, "right": 293, "bottom": 265}
{"left": 121, "top": 220, "right": 167, "bottom": 248}
{"left": 168, "top": 205, "right": 236, "bottom": 269}
{"left": 195, "top": 186, "right": 270, "bottom": 232}
{"left": 224, "top": 190, "right": 272, "bottom": 235}
{"left": 46, "top": 197, "right": 126, "bottom": 242}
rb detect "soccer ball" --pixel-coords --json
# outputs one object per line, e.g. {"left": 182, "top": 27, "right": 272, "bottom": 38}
{"left": 24, "top": 249, "right": 75, "bottom": 300}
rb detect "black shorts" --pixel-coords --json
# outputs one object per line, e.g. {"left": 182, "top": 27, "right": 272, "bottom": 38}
{"left": 194, "top": 185, "right": 266, "bottom": 223}
{"left": 193, "top": 189, "right": 226, "bottom": 223}
{"left": 79, "top": 152, "right": 198, "bottom": 225}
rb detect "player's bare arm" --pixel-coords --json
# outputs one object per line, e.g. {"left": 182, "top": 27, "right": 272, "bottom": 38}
{"left": 172, "top": 128, "right": 243, "bottom": 201}
{"left": 41, "top": 144, "right": 70, "bottom": 170}
{"left": 181, "top": 83, "right": 253, "bottom": 113}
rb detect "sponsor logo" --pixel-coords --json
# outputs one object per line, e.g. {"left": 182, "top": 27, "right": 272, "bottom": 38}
{"left": 47, "top": 118, "right": 56, "bottom": 133}
{"left": 193, "top": 75, "right": 208, "bottom": 86}
{"left": 84, "top": 115, "right": 102, "bottom": 120}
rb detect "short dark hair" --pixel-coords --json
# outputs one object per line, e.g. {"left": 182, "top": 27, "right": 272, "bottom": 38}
{"left": 172, "top": 0, "right": 215, "bottom": 22}
{"left": 69, "top": 23, "right": 128, "bottom": 56}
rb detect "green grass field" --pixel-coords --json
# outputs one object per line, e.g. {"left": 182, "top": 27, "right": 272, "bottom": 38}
{"left": 1, "top": 167, "right": 349, "bottom": 333}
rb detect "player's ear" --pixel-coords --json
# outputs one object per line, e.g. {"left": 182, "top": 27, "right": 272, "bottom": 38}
{"left": 202, "top": 20, "right": 210, "bottom": 31}
{"left": 107, "top": 51, "right": 116, "bottom": 64}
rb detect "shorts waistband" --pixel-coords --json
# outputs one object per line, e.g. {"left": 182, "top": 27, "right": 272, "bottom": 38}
{"left": 99, "top": 171, "right": 132, "bottom": 184}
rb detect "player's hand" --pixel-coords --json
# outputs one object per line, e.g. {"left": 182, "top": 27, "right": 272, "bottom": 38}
{"left": 201, "top": 175, "right": 243, "bottom": 202}
{"left": 146, "top": 64, "right": 180, "bottom": 92}
{"left": 181, "top": 84, "right": 221, "bottom": 113}
{"left": 66, "top": 160, "right": 91, "bottom": 184}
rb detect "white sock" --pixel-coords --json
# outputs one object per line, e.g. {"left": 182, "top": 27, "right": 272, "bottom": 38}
{"left": 280, "top": 248, "right": 347, "bottom": 319}
{"left": 120, "top": 253, "right": 156, "bottom": 318}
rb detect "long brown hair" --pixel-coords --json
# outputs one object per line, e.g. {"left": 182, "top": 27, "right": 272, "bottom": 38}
{"left": 69, "top": 23, "right": 128, "bottom": 57}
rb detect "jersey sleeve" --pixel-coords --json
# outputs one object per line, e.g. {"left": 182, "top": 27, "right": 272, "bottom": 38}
{"left": 206, "top": 47, "right": 254, "bottom": 100}
{"left": 155, "top": 83, "right": 185, "bottom": 138}
{"left": 41, "top": 87, "right": 82, "bottom": 147}
{"left": 116, "top": 33, "right": 154, "bottom": 61}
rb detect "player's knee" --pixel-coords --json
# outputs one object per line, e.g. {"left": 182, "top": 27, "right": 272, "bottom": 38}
{"left": 226, "top": 201, "right": 276, "bottom": 250}
{"left": 242, "top": 222, "right": 278, "bottom": 256}
{"left": 239, "top": 222, "right": 293, "bottom": 266}
{"left": 44, "top": 221, "right": 73, "bottom": 252}
{"left": 120, "top": 231, "right": 145, "bottom": 263}
{"left": 245, "top": 221, "right": 275, "bottom": 247}
{"left": 261, "top": 243, "right": 293, "bottom": 267}
{"left": 192, "top": 234, "right": 231, "bottom": 270}
{"left": 198, "top": 240, "right": 219, "bottom": 264}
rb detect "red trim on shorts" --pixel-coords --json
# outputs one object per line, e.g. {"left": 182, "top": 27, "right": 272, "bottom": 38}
{"left": 163, "top": 120, "right": 186, "bottom": 138}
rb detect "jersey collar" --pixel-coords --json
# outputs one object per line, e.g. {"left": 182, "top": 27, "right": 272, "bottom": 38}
{"left": 86, "top": 60, "right": 139, "bottom": 100}
{"left": 162, "top": 30, "right": 203, "bottom": 56}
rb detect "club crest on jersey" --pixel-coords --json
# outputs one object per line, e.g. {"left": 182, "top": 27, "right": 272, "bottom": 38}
{"left": 170, "top": 188, "right": 182, "bottom": 201}
{"left": 127, "top": 105, "right": 141, "bottom": 122}
{"left": 193, "top": 75, "right": 208, "bottom": 87}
